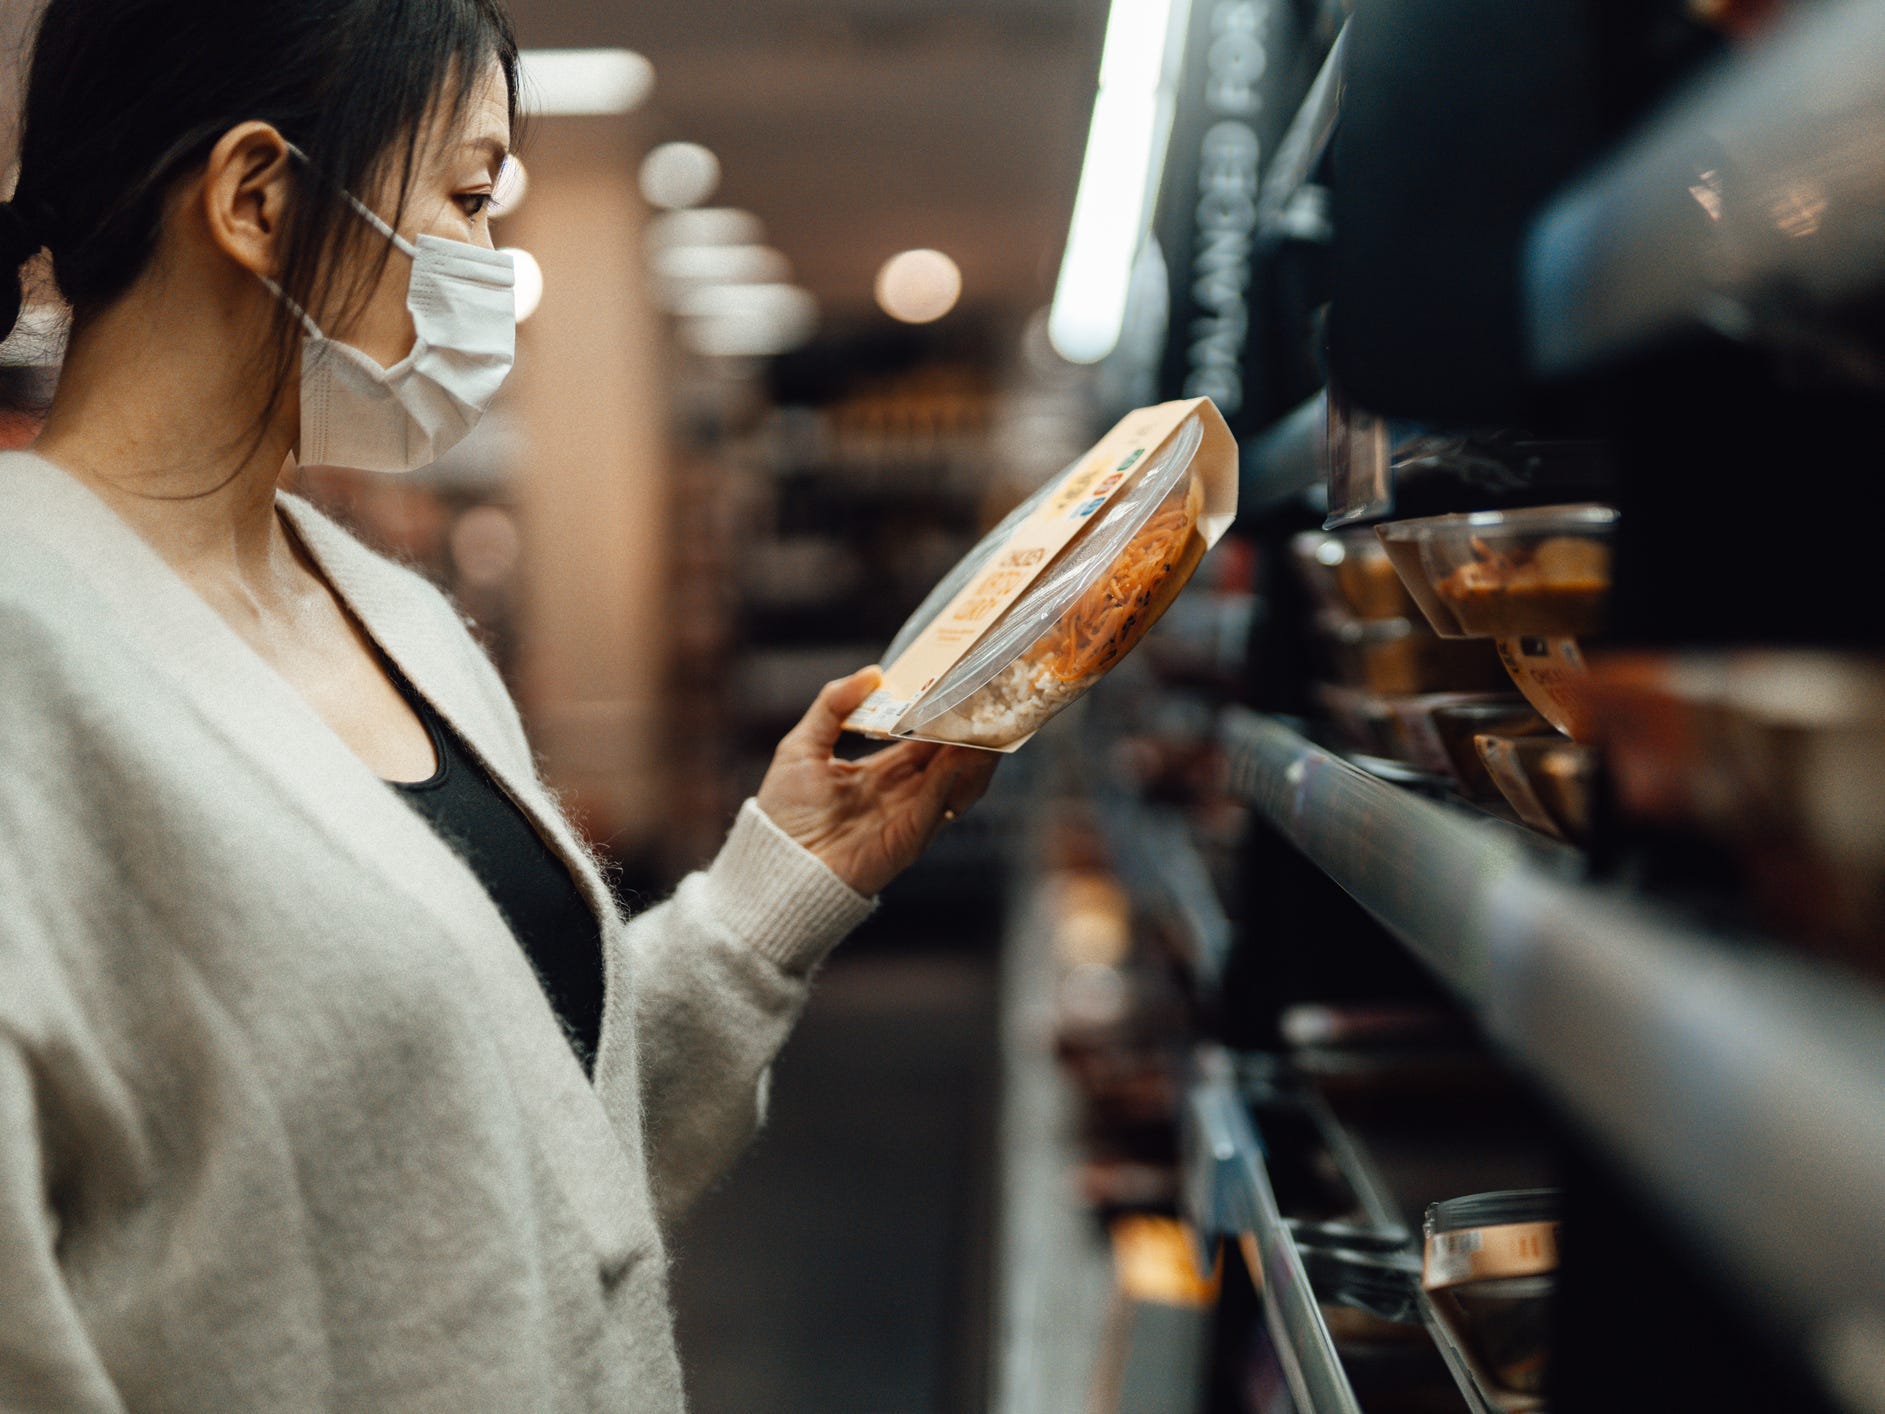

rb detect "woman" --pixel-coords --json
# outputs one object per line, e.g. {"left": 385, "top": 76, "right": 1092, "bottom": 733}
{"left": 0, "top": 1, "right": 997, "bottom": 1407}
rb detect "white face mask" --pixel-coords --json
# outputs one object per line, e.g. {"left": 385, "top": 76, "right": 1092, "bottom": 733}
{"left": 267, "top": 151, "right": 516, "bottom": 474}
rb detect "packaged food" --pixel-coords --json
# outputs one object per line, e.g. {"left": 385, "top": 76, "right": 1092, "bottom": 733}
{"left": 1290, "top": 528, "right": 1419, "bottom": 621}
{"left": 1316, "top": 683, "right": 1399, "bottom": 759}
{"left": 1494, "top": 634, "right": 1600, "bottom": 741}
{"left": 1316, "top": 614, "right": 1513, "bottom": 697}
{"left": 845, "top": 399, "right": 1238, "bottom": 751}
{"left": 1476, "top": 735, "right": 1598, "bottom": 843}
{"left": 1381, "top": 692, "right": 1527, "bottom": 776}
{"left": 1430, "top": 700, "right": 1555, "bottom": 803}
{"left": 1423, "top": 1189, "right": 1561, "bottom": 1411}
{"left": 1588, "top": 652, "right": 1885, "bottom": 963}
{"left": 1375, "top": 504, "right": 1618, "bottom": 639}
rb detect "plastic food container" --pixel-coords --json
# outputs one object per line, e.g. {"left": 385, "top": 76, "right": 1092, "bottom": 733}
{"left": 1588, "top": 652, "right": 1885, "bottom": 962}
{"left": 1494, "top": 634, "right": 1600, "bottom": 742}
{"left": 1375, "top": 504, "right": 1618, "bottom": 639}
{"left": 1475, "top": 735, "right": 1598, "bottom": 843}
{"left": 1423, "top": 1189, "right": 1561, "bottom": 1410}
{"left": 1316, "top": 614, "right": 1512, "bottom": 697}
{"left": 1381, "top": 692, "right": 1525, "bottom": 777}
{"left": 1430, "top": 700, "right": 1554, "bottom": 803}
{"left": 1290, "top": 529, "right": 1418, "bottom": 622}
{"left": 849, "top": 399, "right": 1237, "bottom": 751}
{"left": 1316, "top": 683, "right": 1399, "bottom": 759}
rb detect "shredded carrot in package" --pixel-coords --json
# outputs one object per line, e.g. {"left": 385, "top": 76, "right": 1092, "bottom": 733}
{"left": 1029, "top": 481, "right": 1204, "bottom": 685}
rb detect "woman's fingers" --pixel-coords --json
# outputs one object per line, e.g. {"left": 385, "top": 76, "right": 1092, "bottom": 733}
{"left": 939, "top": 746, "right": 1000, "bottom": 813}
{"left": 860, "top": 737, "right": 944, "bottom": 783}
{"left": 780, "top": 666, "right": 882, "bottom": 761}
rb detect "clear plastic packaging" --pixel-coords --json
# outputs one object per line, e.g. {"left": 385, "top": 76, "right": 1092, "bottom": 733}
{"left": 1381, "top": 692, "right": 1525, "bottom": 776}
{"left": 889, "top": 416, "right": 1212, "bottom": 749}
{"left": 1315, "top": 613, "right": 1512, "bottom": 696}
{"left": 1430, "top": 700, "right": 1554, "bottom": 803}
{"left": 1475, "top": 735, "right": 1598, "bottom": 843}
{"left": 1588, "top": 651, "right": 1885, "bottom": 964}
{"left": 1423, "top": 1188, "right": 1562, "bottom": 1410}
{"left": 1324, "top": 384, "right": 1392, "bottom": 528}
{"left": 1375, "top": 504, "right": 1619, "bottom": 639}
{"left": 1289, "top": 528, "right": 1418, "bottom": 621}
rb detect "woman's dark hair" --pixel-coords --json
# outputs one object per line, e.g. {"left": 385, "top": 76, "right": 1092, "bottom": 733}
{"left": 0, "top": 0, "right": 519, "bottom": 465}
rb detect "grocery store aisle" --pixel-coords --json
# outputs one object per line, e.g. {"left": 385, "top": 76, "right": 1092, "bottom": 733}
{"left": 669, "top": 934, "right": 1000, "bottom": 1414}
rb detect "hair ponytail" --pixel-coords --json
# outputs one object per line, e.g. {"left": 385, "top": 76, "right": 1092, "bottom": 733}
{"left": 0, "top": 198, "right": 45, "bottom": 345}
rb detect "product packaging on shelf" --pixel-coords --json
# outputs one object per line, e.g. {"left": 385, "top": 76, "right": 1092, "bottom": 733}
{"left": 844, "top": 398, "right": 1238, "bottom": 751}
{"left": 1375, "top": 504, "right": 1618, "bottom": 640}
{"left": 1423, "top": 1188, "right": 1562, "bottom": 1411}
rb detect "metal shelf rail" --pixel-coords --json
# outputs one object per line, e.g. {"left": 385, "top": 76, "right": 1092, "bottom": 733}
{"left": 1184, "top": 1052, "right": 1364, "bottom": 1414}
{"left": 1096, "top": 788, "right": 1235, "bottom": 991}
{"left": 1525, "top": 0, "right": 1885, "bottom": 377}
{"left": 1222, "top": 707, "right": 1885, "bottom": 1412}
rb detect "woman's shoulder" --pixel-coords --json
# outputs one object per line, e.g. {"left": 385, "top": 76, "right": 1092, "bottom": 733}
{"left": 0, "top": 452, "right": 111, "bottom": 628}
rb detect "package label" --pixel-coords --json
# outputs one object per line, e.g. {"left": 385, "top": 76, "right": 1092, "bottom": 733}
{"left": 846, "top": 397, "right": 1238, "bottom": 746}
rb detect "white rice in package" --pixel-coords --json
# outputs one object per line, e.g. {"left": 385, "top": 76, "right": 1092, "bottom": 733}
{"left": 845, "top": 398, "right": 1238, "bottom": 751}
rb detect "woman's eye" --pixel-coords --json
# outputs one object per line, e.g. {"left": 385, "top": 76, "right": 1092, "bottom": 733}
{"left": 458, "top": 192, "right": 494, "bottom": 218}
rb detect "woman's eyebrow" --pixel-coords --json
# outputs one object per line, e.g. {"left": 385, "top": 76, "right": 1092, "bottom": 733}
{"left": 466, "top": 134, "right": 509, "bottom": 175}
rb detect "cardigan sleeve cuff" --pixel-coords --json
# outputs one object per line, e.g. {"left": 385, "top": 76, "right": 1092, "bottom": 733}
{"left": 697, "top": 799, "right": 876, "bottom": 974}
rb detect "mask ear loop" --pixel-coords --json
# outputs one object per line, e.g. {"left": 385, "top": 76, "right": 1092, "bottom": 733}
{"left": 266, "top": 141, "right": 424, "bottom": 334}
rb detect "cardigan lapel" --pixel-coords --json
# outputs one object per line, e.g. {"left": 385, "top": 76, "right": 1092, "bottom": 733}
{"left": 0, "top": 452, "right": 649, "bottom": 1258}
{"left": 272, "top": 493, "right": 626, "bottom": 949}
{"left": 0, "top": 454, "right": 512, "bottom": 946}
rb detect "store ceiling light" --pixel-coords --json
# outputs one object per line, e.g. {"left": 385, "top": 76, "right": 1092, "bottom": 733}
{"left": 518, "top": 49, "right": 654, "bottom": 117}
{"left": 640, "top": 142, "right": 722, "bottom": 211}
{"left": 651, "top": 243, "right": 792, "bottom": 286}
{"left": 1047, "top": 0, "right": 1191, "bottom": 364}
{"left": 676, "top": 283, "right": 819, "bottom": 358}
{"left": 646, "top": 207, "right": 767, "bottom": 251}
{"left": 504, "top": 248, "right": 545, "bottom": 323}
{"left": 493, "top": 156, "right": 528, "bottom": 216}
{"left": 875, "top": 249, "right": 963, "bottom": 324}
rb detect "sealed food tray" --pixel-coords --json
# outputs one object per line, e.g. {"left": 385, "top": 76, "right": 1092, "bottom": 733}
{"left": 1316, "top": 614, "right": 1513, "bottom": 697}
{"left": 1430, "top": 700, "right": 1555, "bottom": 803}
{"left": 1290, "top": 528, "right": 1420, "bottom": 621}
{"left": 1423, "top": 1189, "right": 1561, "bottom": 1411}
{"left": 1588, "top": 651, "right": 1885, "bottom": 964}
{"left": 1475, "top": 735, "right": 1598, "bottom": 844}
{"left": 848, "top": 398, "right": 1237, "bottom": 750}
{"left": 1375, "top": 504, "right": 1618, "bottom": 639}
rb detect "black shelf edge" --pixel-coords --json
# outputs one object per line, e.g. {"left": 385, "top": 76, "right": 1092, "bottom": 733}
{"left": 1241, "top": 390, "right": 1326, "bottom": 516}
{"left": 1222, "top": 707, "right": 1885, "bottom": 1407}
{"left": 1256, "top": 22, "right": 1347, "bottom": 241}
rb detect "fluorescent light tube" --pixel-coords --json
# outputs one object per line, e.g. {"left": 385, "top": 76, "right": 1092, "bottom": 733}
{"left": 1049, "top": 0, "right": 1190, "bottom": 365}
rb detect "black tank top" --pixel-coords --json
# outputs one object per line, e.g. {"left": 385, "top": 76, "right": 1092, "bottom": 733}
{"left": 380, "top": 660, "right": 604, "bottom": 1073}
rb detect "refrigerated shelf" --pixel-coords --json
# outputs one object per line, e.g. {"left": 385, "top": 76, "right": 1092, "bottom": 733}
{"left": 1221, "top": 707, "right": 1885, "bottom": 1407}
{"left": 1097, "top": 790, "right": 1235, "bottom": 991}
{"left": 1185, "top": 1053, "right": 1365, "bottom": 1414}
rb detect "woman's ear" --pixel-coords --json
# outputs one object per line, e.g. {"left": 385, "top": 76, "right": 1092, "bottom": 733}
{"left": 198, "top": 121, "right": 296, "bottom": 279}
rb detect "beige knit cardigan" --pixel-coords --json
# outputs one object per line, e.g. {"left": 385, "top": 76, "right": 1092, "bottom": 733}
{"left": 0, "top": 450, "right": 875, "bottom": 1411}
